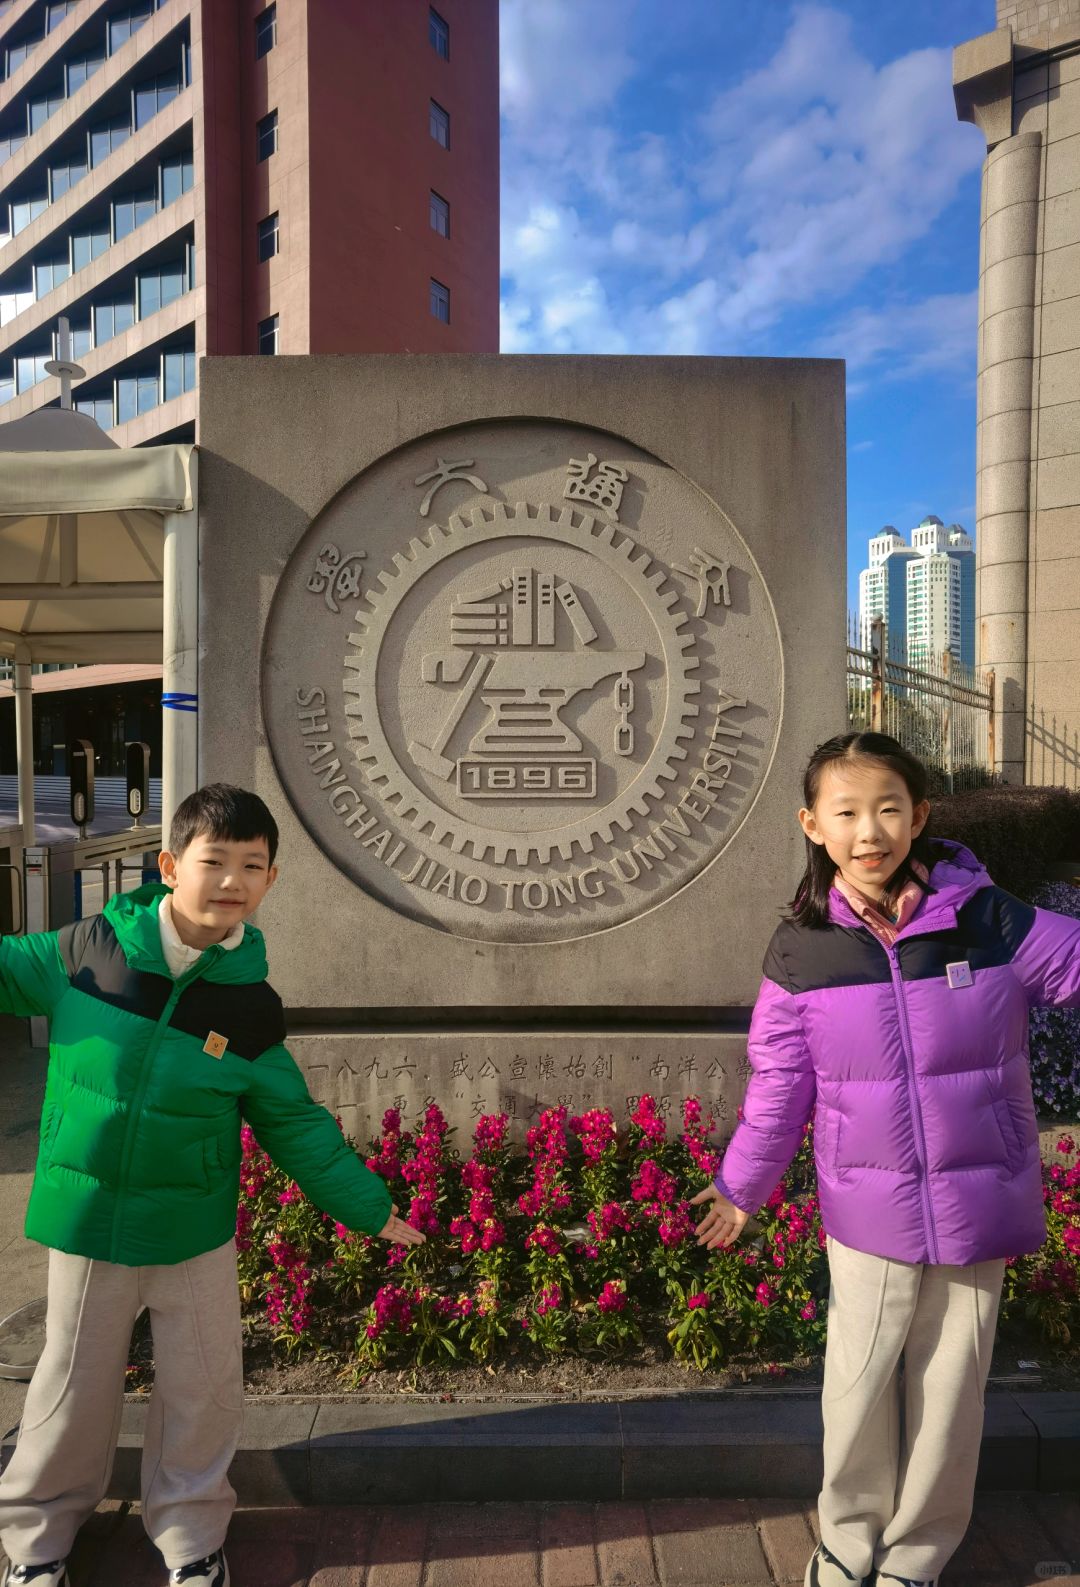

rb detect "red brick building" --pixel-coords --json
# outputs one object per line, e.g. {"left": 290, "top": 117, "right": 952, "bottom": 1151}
{"left": 0, "top": 0, "right": 499, "bottom": 445}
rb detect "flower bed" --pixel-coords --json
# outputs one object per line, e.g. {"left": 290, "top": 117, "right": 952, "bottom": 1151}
{"left": 230, "top": 1097, "right": 1080, "bottom": 1382}
{"left": 1028, "top": 881, "right": 1080, "bottom": 1120}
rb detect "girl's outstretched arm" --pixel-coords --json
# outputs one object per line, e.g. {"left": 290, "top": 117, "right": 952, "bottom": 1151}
{"left": 1004, "top": 890, "right": 1080, "bottom": 1008}
{"left": 711, "top": 972, "right": 816, "bottom": 1221}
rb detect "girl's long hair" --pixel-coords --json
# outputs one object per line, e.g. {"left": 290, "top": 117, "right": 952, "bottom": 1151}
{"left": 790, "top": 731, "right": 937, "bottom": 929}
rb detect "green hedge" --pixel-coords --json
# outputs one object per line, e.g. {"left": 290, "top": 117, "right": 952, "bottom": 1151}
{"left": 933, "top": 786, "right": 1080, "bottom": 896}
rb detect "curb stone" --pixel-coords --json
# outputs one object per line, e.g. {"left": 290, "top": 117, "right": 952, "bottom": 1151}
{"left": 5, "top": 1390, "right": 1071, "bottom": 1509}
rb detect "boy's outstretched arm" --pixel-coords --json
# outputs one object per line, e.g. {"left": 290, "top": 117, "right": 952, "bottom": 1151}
{"left": 0, "top": 929, "right": 68, "bottom": 1019}
{"left": 242, "top": 1043, "right": 422, "bottom": 1242}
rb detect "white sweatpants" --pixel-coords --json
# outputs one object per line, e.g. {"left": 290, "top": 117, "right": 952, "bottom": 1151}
{"left": 0, "top": 1240, "right": 243, "bottom": 1570}
{"left": 818, "top": 1233, "right": 1007, "bottom": 1583}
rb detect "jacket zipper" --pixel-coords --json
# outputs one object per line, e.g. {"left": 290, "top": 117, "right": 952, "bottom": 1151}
{"left": 109, "top": 949, "right": 220, "bottom": 1261}
{"left": 884, "top": 943, "right": 940, "bottom": 1264}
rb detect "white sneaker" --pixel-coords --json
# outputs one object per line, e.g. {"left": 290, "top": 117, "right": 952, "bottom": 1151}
{"left": 167, "top": 1550, "right": 229, "bottom": 1586}
{"left": 1, "top": 1565, "right": 69, "bottom": 1586}
{"left": 805, "top": 1542, "right": 866, "bottom": 1585}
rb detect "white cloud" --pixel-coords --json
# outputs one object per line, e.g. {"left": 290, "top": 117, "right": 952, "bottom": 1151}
{"left": 816, "top": 291, "right": 979, "bottom": 394}
{"left": 498, "top": 1, "right": 985, "bottom": 361}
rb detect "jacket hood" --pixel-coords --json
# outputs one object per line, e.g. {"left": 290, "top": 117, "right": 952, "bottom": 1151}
{"left": 104, "top": 882, "right": 270, "bottom": 983}
{"left": 828, "top": 839, "right": 991, "bottom": 930}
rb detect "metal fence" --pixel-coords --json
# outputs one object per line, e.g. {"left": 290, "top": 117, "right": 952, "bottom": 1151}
{"left": 846, "top": 616, "right": 995, "bottom": 792}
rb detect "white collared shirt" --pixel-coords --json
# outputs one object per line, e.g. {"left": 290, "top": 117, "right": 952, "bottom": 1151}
{"left": 157, "top": 891, "right": 245, "bottom": 980}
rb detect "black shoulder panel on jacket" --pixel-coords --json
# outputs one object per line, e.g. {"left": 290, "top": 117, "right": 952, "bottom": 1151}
{"left": 170, "top": 978, "right": 286, "bottom": 1062}
{"left": 59, "top": 914, "right": 172, "bottom": 1021}
{"left": 762, "top": 918, "right": 891, "bottom": 996}
{"left": 896, "top": 884, "right": 1037, "bottom": 982}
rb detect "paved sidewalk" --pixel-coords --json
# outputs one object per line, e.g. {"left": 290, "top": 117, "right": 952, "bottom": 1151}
{"left": 1, "top": 1493, "right": 1075, "bottom": 1586}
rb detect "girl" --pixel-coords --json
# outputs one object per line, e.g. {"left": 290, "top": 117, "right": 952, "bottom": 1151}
{"left": 691, "top": 731, "right": 1080, "bottom": 1587}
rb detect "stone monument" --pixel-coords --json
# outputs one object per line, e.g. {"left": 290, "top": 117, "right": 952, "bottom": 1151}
{"left": 198, "top": 355, "right": 844, "bottom": 1144}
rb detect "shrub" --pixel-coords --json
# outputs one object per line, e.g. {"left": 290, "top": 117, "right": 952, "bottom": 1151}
{"left": 933, "top": 786, "right": 1080, "bottom": 896}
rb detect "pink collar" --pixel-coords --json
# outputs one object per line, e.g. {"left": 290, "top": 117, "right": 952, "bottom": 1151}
{"left": 831, "top": 860, "right": 929, "bottom": 948}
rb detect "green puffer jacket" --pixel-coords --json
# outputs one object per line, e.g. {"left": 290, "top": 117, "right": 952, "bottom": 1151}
{"left": 0, "top": 884, "right": 392, "bottom": 1265}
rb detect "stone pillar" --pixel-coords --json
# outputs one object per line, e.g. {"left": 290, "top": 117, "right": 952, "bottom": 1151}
{"left": 955, "top": 7, "right": 1080, "bottom": 786}
{"left": 978, "top": 130, "right": 1040, "bottom": 784}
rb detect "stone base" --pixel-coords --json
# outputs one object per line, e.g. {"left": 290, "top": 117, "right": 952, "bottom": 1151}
{"left": 288, "top": 1029, "right": 751, "bottom": 1146}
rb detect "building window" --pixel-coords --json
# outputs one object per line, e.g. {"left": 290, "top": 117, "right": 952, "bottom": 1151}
{"left": 33, "top": 256, "right": 70, "bottom": 298}
{"left": 112, "top": 184, "right": 157, "bottom": 241}
{"left": 57, "top": 322, "right": 91, "bottom": 359}
{"left": 162, "top": 347, "right": 195, "bottom": 401}
{"left": 93, "top": 298, "right": 135, "bottom": 345}
{"left": 116, "top": 369, "right": 160, "bottom": 425}
{"left": 89, "top": 115, "right": 131, "bottom": 167}
{"left": 15, "top": 351, "right": 51, "bottom": 393}
{"left": 258, "top": 314, "right": 279, "bottom": 355}
{"left": 10, "top": 193, "right": 48, "bottom": 234}
{"left": 255, "top": 4, "right": 276, "bottom": 58}
{"left": 108, "top": 1, "right": 154, "bottom": 56}
{"left": 430, "top": 278, "right": 450, "bottom": 324}
{"left": 258, "top": 211, "right": 279, "bottom": 262}
{"left": 137, "top": 259, "right": 186, "bottom": 319}
{"left": 47, "top": 1, "right": 78, "bottom": 30}
{"left": 160, "top": 152, "right": 194, "bottom": 206}
{"left": 0, "top": 132, "right": 26, "bottom": 163}
{"left": 76, "top": 393, "right": 113, "bottom": 427}
{"left": 5, "top": 35, "right": 42, "bottom": 76}
{"left": 66, "top": 47, "right": 106, "bottom": 95}
{"left": 257, "top": 110, "right": 278, "bottom": 162}
{"left": 429, "top": 99, "right": 450, "bottom": 149}
{"left": 429, "top": 8, "right": 449, "bottom": 59}
{"left": 430, "top": 191, "right": 450, "bottom": 238}
{"left": 70, "top": 220, "right": 109, "bottom": 270}
{"left": 133, "top": 64, "right": 183, "bottom": 130}
{"left": 27, "top": 88, "right": 64, "bottom": 135}
{"left": 49, "top": 154, "right": 88, "bottom": 200}
{"left": 0, "top": 282, "right": 34, "bottom": 326}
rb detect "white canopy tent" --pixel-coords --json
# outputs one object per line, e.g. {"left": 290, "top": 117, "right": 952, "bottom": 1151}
{"left": 0, "top": 404, "right": 198, "bottom": 846}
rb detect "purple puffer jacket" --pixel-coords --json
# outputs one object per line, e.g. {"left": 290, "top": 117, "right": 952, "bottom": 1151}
{"left": 714, "top": 842, "right": 1080, "bottom": 1265}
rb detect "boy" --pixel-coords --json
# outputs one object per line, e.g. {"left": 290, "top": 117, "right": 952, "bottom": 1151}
{"left": 0, "top": 785, "right": 422, "bottom": 1587}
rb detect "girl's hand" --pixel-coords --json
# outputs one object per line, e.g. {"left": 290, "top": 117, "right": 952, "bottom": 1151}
{"left": 376, "top": 1202, "right": 426, "bottom": 1246}
{"left": 690, "top": 1184, "right": 750, "bottom": 1250}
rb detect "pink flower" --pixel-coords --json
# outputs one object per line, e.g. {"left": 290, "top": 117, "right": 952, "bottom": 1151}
{"left": 597, "top": 1281, "right": 627, "bottom": 1313}
{"left": 800, "top": 1300, "right": 817, "bottom": 1321}
{"left": 630, "top": 1095, "right": 666, "bottom": 1148}
{"left": 755, "top": 1281, "right": 776, "bottom": 1308}
{"left": 536, "top": 1283, "right": 562, "bottom": 1315}
{"left": 1057, "top": 1136, "right": 1076, "bottom": 1154}
{"left": 687, "top": 1292, "right": 709, "bottom": 1310}
{"left": 525, "top": 1224, "right": 562, "bottom": 1256}
{"left": 570, "top": 1108, "right": 617, "bottom": 1163}
{"left": 1063, "top": 1226, "right": 1080, "bottom": 1258}
{"left": 277, "top": 1183, "right": 302, "bottom": 1206}
{"left": 473, "top": 1113, "right": 509, "bottom": 1154}
{"left": 631, "top": 1159, "right": 677, "bottom": 1206}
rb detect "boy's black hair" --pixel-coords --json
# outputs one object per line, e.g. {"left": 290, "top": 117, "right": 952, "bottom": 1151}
{"left": 169, "top": 783, "right": 279, "bottom": 866}
{"left": 790, "top": 731, "right": 936, "bottom": 930}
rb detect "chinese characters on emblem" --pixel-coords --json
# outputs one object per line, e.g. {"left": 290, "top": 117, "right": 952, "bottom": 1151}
{"left": 671, "top": 546, "right": 732, "bottom": 619}
{"left": 564, "top": 454, "right": 629, "bottom": 518}
{"left": 306, "top": 543, "right": 366, "bottom": 614}
{"left": 414, "top": 457, "right": 488, "bottom": 517}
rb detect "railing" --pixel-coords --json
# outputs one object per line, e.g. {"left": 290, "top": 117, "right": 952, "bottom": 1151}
{"left": 846, "top": 616, "right": 995, "bottom": 792}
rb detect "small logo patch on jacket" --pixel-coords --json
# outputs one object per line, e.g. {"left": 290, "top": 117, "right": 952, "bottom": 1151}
{"left": 203, "top": 1031, "right": 229, "bottom": 1058}
{"left": 946, "top": 961, "right": 973, "bottom": 989}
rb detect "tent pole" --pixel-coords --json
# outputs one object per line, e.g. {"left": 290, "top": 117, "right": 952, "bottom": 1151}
{"left": 14, "top": 645, "right": 35, "bottom": 847}
{"left": 161, "top": 451, "right": 199, "bottom": 846}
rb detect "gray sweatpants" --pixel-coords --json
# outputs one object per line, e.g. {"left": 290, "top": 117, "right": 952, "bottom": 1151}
{"left": 0, "top": 1239, "right": 243, "bottom": 1571}
{"left": 819, "top": 1234, "right": 1007, "bottom": 1583}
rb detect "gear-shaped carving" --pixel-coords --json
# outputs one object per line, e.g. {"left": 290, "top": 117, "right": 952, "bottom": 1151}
{"left": 341, "top": 500, "right": 700, "bottom": 865}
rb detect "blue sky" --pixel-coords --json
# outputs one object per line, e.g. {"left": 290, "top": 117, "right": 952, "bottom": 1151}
{"left": 498, "top": 0, "right": 995, "bottom": 611}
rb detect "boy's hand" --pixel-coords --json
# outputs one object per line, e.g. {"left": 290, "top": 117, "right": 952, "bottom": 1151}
{"left": 690, "top": 1184, "right": 750, "bottom": 1250}
{"left": 376, "top": 1202, "right": 426, "bottom": 1246}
